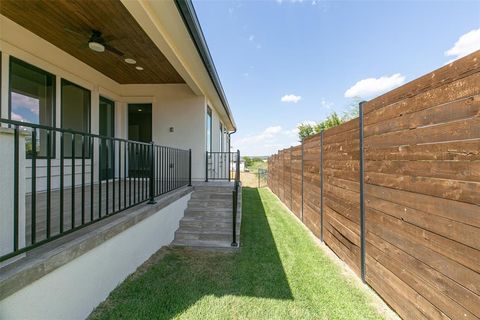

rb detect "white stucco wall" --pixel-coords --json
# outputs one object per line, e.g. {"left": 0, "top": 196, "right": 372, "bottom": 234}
{"left": 0, "top": 15, "right": 220, "bottom": 184}
{"left": 0, "top": 192, "right": 191, "bottom": 320}
{"left": 0, "top": 129, "right": 26, "bottom": 257}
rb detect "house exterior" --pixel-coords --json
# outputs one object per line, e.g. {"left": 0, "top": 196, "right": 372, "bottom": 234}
{"left": 0, "top": 1, "right": 238, "bottom": 318}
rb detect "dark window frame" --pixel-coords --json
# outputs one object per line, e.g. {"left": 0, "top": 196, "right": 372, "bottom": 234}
{"left": 8, "top": 56, "right": 57, "bottom": 159}
{"left": 60, "top": 78, "right": 91, "bottom": 159}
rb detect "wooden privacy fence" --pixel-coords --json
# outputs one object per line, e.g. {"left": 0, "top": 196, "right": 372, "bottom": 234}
{"left": 267, "top": 51, "right": 480, "bottom": 320}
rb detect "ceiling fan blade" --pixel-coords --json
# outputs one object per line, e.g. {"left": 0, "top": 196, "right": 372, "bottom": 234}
{"left": 104, "top": 44, "right": 124, "bottom": 57}
{"left": 64, "top": 27, "right": 87, "bottom": 38}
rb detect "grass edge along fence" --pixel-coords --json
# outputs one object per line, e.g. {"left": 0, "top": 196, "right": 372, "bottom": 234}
{"left": 267, "top": 50, "right": 480, "bottom": 320}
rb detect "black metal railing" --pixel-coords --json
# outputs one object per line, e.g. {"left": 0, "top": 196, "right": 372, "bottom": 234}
{"left": 231, "top": 150, "right": 240, "bottom": 247}
{"left": 0, "top": 118, "right": 191, "bottom": 262}
{"left": 205, "top": 151, "right": 237, "bottom": 181}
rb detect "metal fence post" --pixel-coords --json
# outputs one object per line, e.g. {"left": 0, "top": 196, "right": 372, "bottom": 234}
{"left": 148, "top": 141, "right": 156, "bottom": 204}
{"left": 301, "top": 139, "right": 304, "bottom": 222}
{"left": 359, "top": 101, "right": 366, "bottom": 283}
{"left": 320, "top": 130, "right": 324, "bottom": 242}
{"left": 188, "top": 149, "right": 192, "bottom": 186}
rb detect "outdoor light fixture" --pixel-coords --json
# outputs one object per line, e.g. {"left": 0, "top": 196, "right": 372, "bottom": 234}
{"left": 124, "top": 58, "right": 136, "bottom": 64}
{"left": 88, "top": 41, "right": 105, "bottom": 53}
{"left": 138, "top": 108, "right": 142, "bottom": 112}
{"left": 136, "top": 66, "right": 144, "bottom": 71}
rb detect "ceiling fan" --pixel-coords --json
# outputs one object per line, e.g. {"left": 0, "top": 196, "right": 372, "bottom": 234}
{"left": 64, "top": 28, "right": 124, "bottom": 57}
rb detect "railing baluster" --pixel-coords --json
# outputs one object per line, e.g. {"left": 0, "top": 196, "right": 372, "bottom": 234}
{"left": 118, "top": 140, "right": 122, "bottom": 210}
{"left": 124, "top": 141, "right": 127, "bottom": 209}
{"left": 90, "top": 137, "right": 94, "bottom": 222}
{"left": 112, "top": 139, "right": 116, "bottom": 212}
{"left": 105, "top": 138, "right": 109, "bottom": 215}
{"left": 13, "top": 125, "right": 19, "bottom": 251}
{"left": 71, "top": 133, "right": 75, "bottom": 229}
{"left": 98, "top": 138, "right": 102, "bottom": 218}
{"left": 46, "top": 130, "right": 51, "bottom": 238}
{"left": 81, "top": 134, "right": 86, "bottom": 225}
{"left": 133, "top": 143, "right": 136, "bottom": 205}
{"left": 60, "top": 133, "right": 64, "bottom": 233}
{"left": 31, "top": 128, "right": 37, "bottom": 244}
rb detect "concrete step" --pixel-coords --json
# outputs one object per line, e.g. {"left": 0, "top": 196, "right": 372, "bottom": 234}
{"left": 184, "top": 212, "right": 233, "bottom": 220}
{"left": 175, "top": 227, "right": 240, "bottom": 236}
{"left": 173, "top": 183, "right": 241, "bottom": 248}
{"left": 188, "top": 198, "right": 233, "bottom": 207}
{"left": 194, "top": 186, "right": 234, "bottom": 193}
{"left": 180, "top": 218, "right": 239, "bottom": 228}
{"left": 172, "top": 238, "right": 235, "bottom": 248}
{"left": 185, "top": 206, "right": 233, "bottom": 213}
{"left": 190, "top": 193, "right": 232, "bottom": 200}
{"left": 173, "top": 232, "right": 234, "bottom": 242}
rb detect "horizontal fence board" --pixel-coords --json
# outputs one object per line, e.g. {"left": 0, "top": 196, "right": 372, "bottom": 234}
{"left": 364, "top": 139, "right": 480, "bottom": 161}
{"left": 364, "top": 115, "right": 480, "bottom": 149}
{"left": 365, "top": 159, "right": 480, "bottom": 182}
{"left": 365, "top": 172, "right": 480, "bottom": 205}
{"left": 364, "top": 51, "right": 480, "bottom": 114}
{"left": 367, "top": 231, "right": 480, "bottom": 318}
{"left": 364, "top": 95, "right": 480, "bottom": 138}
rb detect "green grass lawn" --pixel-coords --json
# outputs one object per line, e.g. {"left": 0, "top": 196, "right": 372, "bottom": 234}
{"left": 245, "top": 160, "right": 267, "bottom": 172}
{"left": 89, "top": 188, "right": 383, "bottom": 320}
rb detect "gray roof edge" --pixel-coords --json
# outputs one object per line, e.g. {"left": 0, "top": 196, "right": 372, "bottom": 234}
{"left": 174, "top": 0, "right": 237, "bottom": 131}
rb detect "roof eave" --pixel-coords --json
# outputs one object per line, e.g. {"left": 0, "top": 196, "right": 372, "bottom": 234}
{"left": 174, "top": 0, "right": 237, "bottom": 132}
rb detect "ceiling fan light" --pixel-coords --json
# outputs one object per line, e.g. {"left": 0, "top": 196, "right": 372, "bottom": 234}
{"left": 88, "top": 41, "right": 105, "bottom": 53}
{"left": 125, "top": 58, "right": 136, "bottom": 64}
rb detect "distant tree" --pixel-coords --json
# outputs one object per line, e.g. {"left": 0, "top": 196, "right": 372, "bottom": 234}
{"left": 342, "top": 98, "right": 362, "bottom": 121}
{"left": 297, "top": 112, "right": 344, "bottom": 141}
{"left": 297, "top": 123, "right": 316, "bottom": 141}
{"left": 243, "top": 156, "right": 254, "bottom": 167}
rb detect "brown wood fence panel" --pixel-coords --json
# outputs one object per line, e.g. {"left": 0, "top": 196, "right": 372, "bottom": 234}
{"left": 291, "top": 145, "right": 303, "bottom": 219}
{"left": 278, "top": 149, "right": 286, "bottom": 204}
{"left": 323, "top": 118, "right": 361, "bottom": 276}
{"left": 303, "top": 135, "right": 321, "bottom": 237}
{"left": 363, "top": 51, "right": 480, "bottom": 320}
{"left": 266, "top": 51, "right": 480, "bottom": 319}
{"left": 284, "top": 148, "right": 293, "bottom": 210}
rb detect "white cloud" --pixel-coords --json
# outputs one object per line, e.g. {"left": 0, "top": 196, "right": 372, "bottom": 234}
{"left": 11, "top": 92, "right": 40, "bottom": 115}
{"left": 281, "top": 94, "right": 302, "bottom": 103}
{"left": 248, "top": 35, "right": 255, "bottom": 42}
{"left": 320, "top": 98, "right": 334, "bottom": 109}
{"left": 344, "top": 73, "right": 405, "bottom": 99}
{"left": 232, "top": 125, "right": 299, "bottom": 156}
{"left": 445, "top": 28, "right": 480, "bottom": 63}
{"left": 11, "top": 112, "right": 26, "bottom": 122}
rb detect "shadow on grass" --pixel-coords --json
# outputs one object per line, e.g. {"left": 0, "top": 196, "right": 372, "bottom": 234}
{"left": 89, "top": 187, "right": 293, "bottom": 319}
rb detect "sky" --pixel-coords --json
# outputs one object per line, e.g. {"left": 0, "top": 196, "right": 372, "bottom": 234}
{"left": 193, "top": 0, "right": 480, "bottom": 156}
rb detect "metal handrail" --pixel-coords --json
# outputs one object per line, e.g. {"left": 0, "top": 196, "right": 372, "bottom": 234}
{"left": 231, "top": 149, "right": 240, "bottom": 247}
{"left": 0, "top": 118, "right": 192, "bottom": 262}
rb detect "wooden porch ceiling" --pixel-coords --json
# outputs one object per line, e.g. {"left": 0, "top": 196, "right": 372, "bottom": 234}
{"left": 0, "top": 0, "right": 185, "bottom": 84}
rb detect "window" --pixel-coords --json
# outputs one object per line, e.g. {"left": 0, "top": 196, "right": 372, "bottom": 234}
{"left": 9, "top": 57, "right": 55, "bottom": 158}
{"left": 206, "top": 106, "right": 212, "bottom": 152}
{"left": 61, "top": 79, "right": 91, "bottom": 158}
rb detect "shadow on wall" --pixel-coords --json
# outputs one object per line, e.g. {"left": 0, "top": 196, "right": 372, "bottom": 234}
{"left": 89, "top": 187, "right": 293, "bottom": 319}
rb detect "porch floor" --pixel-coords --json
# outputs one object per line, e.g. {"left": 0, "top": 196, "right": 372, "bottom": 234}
{"left": 25, "top": 179, "right": 187, "bottom": 245}
{"left": 88, "top": 188, "right": 392, "bottom": 320}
